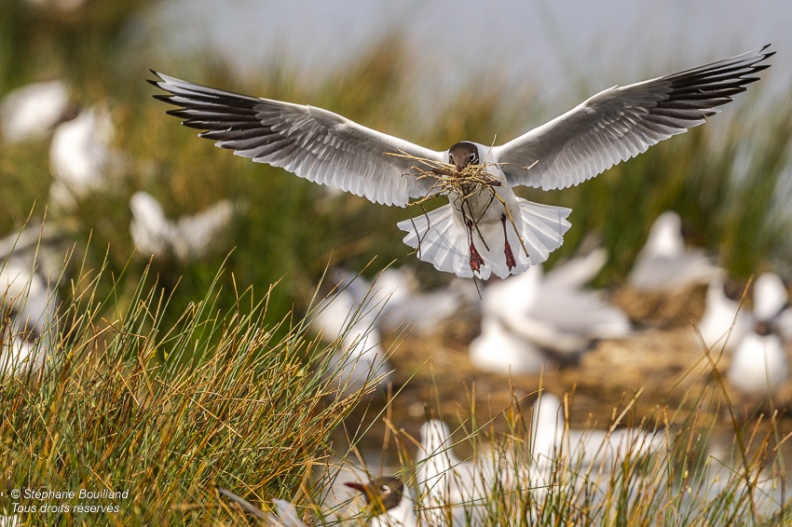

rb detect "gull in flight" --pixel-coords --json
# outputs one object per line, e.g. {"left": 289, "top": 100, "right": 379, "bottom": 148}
{"left": 150, "top": 45, "right": 772, "bottom": 279}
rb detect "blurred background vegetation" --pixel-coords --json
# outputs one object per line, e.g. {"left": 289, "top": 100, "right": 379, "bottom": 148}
{"left": 2, "top": 0, "right": 791, "bottom": 523}
{"left": 2, "top": 0, "right": 790, "bottom": 336}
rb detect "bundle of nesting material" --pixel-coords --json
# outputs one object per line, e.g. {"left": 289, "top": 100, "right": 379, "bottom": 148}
{"left": 389, "top": 150, "right": 503, "bottom": 203}
{"left": 388, "top": 150, "right": 535, "bottom": 259}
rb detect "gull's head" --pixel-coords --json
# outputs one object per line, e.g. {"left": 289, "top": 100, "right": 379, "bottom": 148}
{"left": 344, "top": 476, "right": 405, "bottom": 515}
{"left": 448, "top": 142, "right": 480, "bottom": 172}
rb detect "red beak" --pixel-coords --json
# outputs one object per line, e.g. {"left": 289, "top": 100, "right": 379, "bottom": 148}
{"left": 344, "top": 482, "right": 366, "bottom": 492}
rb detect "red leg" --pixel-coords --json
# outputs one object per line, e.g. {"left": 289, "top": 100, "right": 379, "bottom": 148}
{"left": 466, "top": 220, "right": 485, "bottom": 272}
{"left": 501, "top": 215, "right": 516, "bottom": 270}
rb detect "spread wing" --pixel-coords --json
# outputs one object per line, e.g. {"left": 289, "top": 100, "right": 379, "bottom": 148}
{"left": 149, "top": 71, "right": 445, "bottom": 206}
{"left": 493, "top": 45, "right": 773, "bottom": 190}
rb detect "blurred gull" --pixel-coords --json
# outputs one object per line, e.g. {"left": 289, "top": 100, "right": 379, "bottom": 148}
{"left": 416, "top": 419, "right": 499, "bottom": 525}
{"left": 0, "top": 258, "right": 58, "bottom": 377}
{"left": 727, "top": 321, "right": 787, "bottom": 396}
{"left": 217, "top": 487, "right": 306, "bottom": 526}
{"left": 471, "top": 245, "right": 605, "bottom": 375}
{"left": 752, "top": 272, "right": 788, "bottom": 321}
{"left": 151, "top": 46, "right": 771, "bottom": 279}
{"left": 751, "top": 272, "right": 792, "bottom": 342}
{"left": 482, "top": 264, "right": 630, "bottom": 362}
{"left": 727, "top": 273, "right": 789, "bottom": 396}
{"left": 628, "top": 211, "right": 722, "bottom": 291}
{"left": 130, "top": 191, "right": 234, "bottom": 262}
{"left": 469, "top": 315, "right": 546, "bottom": 375}
{"left": 311, "top": 282, "right": 391, "bottom": 396}
{"left": 332, "top": 267, "right": 460, "bottom": 336}
{"left": 697, "top": 277, "right": 749, "bottom": 352}
{"left": 531, "top": 393, "right": 663, "bottom": 470}
{"left": 543, "top": 245, "right": 607, "bottom": 289}
{"left": 0, "top": 80, "right": 72, "bottom": 143}
{"left": 49, "top": 104, "right": 121, "bottom": 209}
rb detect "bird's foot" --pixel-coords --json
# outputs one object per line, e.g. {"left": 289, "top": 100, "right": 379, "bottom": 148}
{"left": 504, "top": 241, "right": 516, "bottom": 270}
{"left": 469, "top": 243, "right": 484, "bottom": 272}
{"left": 501, "top": 214, "right": 517, "bottom": 270}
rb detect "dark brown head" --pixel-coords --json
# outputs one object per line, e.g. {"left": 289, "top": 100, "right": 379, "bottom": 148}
{"left": 448, "top": 142, "right": 480, "bottom": 172}
{"left": 344, "top": 476, "right": 404, "bottom": 515}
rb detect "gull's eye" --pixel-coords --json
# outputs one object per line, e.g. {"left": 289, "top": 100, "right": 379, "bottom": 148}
{"left": 469, "top": 153, "right": 476, "bottom": 162}
{"left": 380, "top": 484, "right": 391, "bottom": 494}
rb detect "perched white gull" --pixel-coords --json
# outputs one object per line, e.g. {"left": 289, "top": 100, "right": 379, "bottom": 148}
{"left": 628, "top": 211, "right": 722, "bottom": 291}
{"left": 531, "top": 393, "right": 663, "bottom": 470}
{"left": 469, "top": 315, "right": 546, "bottom": 375}
{"left": 482, "top": 264, "right": 630, "bottom": 361}
{"left": 0, "top": 258, "right": 58, "bottom": 377}
{"left": 332, "top": 267, "right": 461, "bottom": 336}
{"left": 727, "top": 320, "right": 788, "bottom": 397}
{"left": 49, "top": 104, "right": 119, "bottom": 209}
{"left": 697, "top": 277, "right": 749, "bottom": 353}
{"left": 311, "top": 281, "right": 392, "bottom": 396}
{"left": 150, "top": 46, "right": 772, "bottom": 279}
{"left": 752, "top": 272, "right": 788, "bottom": 322}
{"left": 726, "top": 272, "right": 789, "bottom": 397}
{"left": 416, "top": 419, "right": 498, "bottom": 525}
{"left": 130, "top": 191, "right": 234, "bottom": 262}
{"left": 751, "top": 272, "right": 792, "bottom": 342}
{"left": 0, "top": 80, "right": 72, "bottom": 143}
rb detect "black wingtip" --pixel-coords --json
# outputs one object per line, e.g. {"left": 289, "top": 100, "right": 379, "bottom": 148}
{"left": 756, "top": 44, "right": 775, "bottom": 61}
{"left": 147, "top": 70, "right": 166, "bottom": 92}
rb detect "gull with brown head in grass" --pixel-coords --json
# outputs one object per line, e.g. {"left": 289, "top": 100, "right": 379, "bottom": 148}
{"left": 344, "top": 476, "right": 417, "bottom": 527}
{"left": 150, "top": 46, "right": 772, "bottom": 279}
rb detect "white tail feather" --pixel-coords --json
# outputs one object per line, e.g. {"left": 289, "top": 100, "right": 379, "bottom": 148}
{"left": 398, "top": 199, "right": 571, "bottom": 279}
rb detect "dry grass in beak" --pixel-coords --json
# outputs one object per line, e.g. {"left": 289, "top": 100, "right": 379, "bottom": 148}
{"left": 387, "top": 150, "right": 538, "bottom": 259}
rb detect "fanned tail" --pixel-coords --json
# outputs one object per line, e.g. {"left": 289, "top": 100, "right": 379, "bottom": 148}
{"left": 398, "top": 199, "right": 571, "bottom": 279}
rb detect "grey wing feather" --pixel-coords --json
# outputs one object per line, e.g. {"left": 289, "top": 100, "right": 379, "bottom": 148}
{"left": 149, "top": 71, "right": 445, "bottom": 206}
{"left": 493, "top": 45, "right": 774, "bottom": 190}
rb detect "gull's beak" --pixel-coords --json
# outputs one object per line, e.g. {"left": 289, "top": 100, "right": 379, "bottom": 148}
{"left": 344, "top": 482, "right": 366, "bottom": 492}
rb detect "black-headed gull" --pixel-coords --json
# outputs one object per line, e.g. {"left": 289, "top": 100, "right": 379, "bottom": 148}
{"left": 531, "top": 393, "right": 663, "bottom": 470}
{"left": 482, "top": 264, "right": 630, "bottom": 361}
{"left": 726, "top": 273, "right": 789, "bottom": 396}
{"left": 628, "top": 211, "right": 723, "bottom": 291}
{"left": 344, "top": 477, "right": 417, "bottom": 527}
{"left": 469, "top": 315, "right": 546, "bottom": 375}
{"left": 150, "top": 46, "right": 771, "bottom": 279}
{"left": 697, "top": 277, "right": 749, "bottom": 353}
{"left": 311, "top": 280, "right": 392, "bottom": 396}
{"left": 130, "top": 191, "right": 234, "bottom": 262}
{"left": 727, "top": 320, "right": 787, "bottom": 397}
{"left": 416, "top": 419, "right": 506, "bottom": 525}
{"left": 0, "top": 80, "right": 73, "bottom": 143}
{"left": 0, "top": 258, "right": 58, "bottom": 376}
{"left": 49, "top": 104, "right": 120, "bottom": 209}
{"left": 331, "top": 267, "right": 461, "bottom": 336}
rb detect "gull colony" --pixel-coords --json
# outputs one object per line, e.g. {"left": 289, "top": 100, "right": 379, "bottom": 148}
{"left": 2, "top": 44, "right": 788, "bottom": 523}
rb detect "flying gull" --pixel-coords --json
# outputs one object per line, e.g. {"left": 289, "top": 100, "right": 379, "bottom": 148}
{"left": 150, "top": 45, "right": 773, "bottom": 279}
